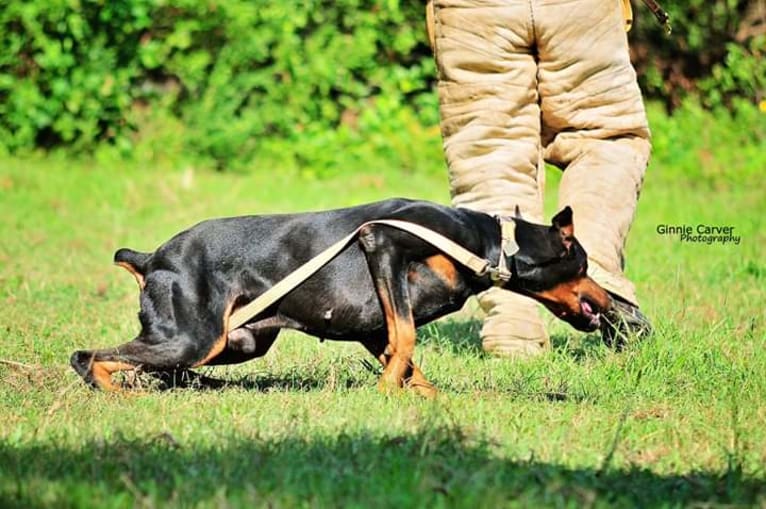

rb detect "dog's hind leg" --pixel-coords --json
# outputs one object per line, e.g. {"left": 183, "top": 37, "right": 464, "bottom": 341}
{"left": 360, "top": 337, "right": 437, "bottom": 398}
{"left": 205, "top": 314, "right": 293, "bottom": 366}
{"left": 358, "top": 225, "right": 424, "bottom": 393}
{"left": 204, "top": 329, "right": 279, "bottom": 366}
{"left": 70, "top": 339, "right": 197, "bottom": 391}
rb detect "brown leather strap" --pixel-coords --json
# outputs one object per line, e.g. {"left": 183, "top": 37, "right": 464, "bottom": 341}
{"left": 641, "top": 0, "right": 672, "bottom": 34}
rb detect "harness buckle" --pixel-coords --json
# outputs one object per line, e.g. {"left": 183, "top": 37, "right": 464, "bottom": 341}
{"left": 488, "top": 266, "right": 512, "bottom": 285}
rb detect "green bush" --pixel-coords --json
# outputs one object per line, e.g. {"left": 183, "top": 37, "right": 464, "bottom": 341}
{"left": 0, "top": 0, "right": 152, "bottom": 152}
{"left": 0, "top": 0, "right": 435, "bottom": 167}
{"left": 631, "top": 0, "right": 765, "bottom": 109}
{"left": 0, "top": 0, "right": 763, "bottom": 168}
{"left": 646, "top": 98, "right": 765, "bottom": 183}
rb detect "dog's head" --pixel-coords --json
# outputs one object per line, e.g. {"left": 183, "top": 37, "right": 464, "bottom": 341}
{"left": 503, "top": 207, "right": 611, "bottom": 332}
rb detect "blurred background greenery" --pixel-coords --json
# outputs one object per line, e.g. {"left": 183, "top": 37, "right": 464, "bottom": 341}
{"left": 0, "top": 0, "right": 764, "bottom": 175}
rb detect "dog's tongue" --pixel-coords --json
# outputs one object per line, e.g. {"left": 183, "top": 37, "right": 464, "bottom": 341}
{"left": 581, "top": 300, "right": 593, "bottom": 316}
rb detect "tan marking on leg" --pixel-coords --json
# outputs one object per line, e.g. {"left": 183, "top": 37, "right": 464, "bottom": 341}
{"left": 425, "top": 254, "right": 458, "bottom": 288}
{"left": 407, "top": 363, "right": 437, "bottom": 399}
{"left": 376, "top": 350, "right": 390, "bottom": 367}
{"left": 378, "top": 287, "right": 398, "bottom": 344}
{"left": 361, "top": 340, "right": 391, "bottom": 369}
{"left": 193, "top": 300, "right": 236, "bottom": 367}
{"left": 376, "top": 286, "right": 404, "bottom": 392}
{"left": 362, "top": 343, "right": 391, "bottom": 368}
{"left": 116, "top": 261, "right": 145, "bottom": 289}
{"left": 379, "top": 311, "right": 417, "bottom": 392}
{"left": 91, "top": 361, "right": 136, "bottom": 391}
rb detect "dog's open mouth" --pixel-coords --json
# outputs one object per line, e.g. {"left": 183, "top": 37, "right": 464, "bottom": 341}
{"left": 579, "top": 297, "right": 601, "bottom": 330}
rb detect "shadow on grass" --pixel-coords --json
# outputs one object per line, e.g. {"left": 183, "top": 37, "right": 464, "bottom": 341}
{"left": 136, "top": 364, "right": 377, "bottom": 393}
{"left": 419, "top": 318, "right": 609, "bottom": 361}
{"left": 136, "top": 319, "right": 609, "bottom": 396}
{"left": 122, "top": 366, "right": 589, "bottom": 403}
{"left": 417, "top": 319, "right": 484, "bottom": 356}
{"left": 1, "top": 425, "right": 763, "bottom": 508}
{"left": 550, "top": 331, "right": 608, "bottom": 361}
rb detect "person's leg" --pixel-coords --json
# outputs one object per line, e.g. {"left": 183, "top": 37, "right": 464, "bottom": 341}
{"left": 432, "top": 0, "right": 549, "bottom": 356}
{"left": 534, "top": 0, "right": 652, "bottom": 342}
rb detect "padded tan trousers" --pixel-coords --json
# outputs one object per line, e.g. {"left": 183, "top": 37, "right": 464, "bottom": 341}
{"left": 432, "top": 0, "right": 651, "bottom": 356}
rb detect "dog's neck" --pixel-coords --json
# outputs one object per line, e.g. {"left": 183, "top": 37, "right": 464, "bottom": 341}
{"left": 452, "top": 209, "right": 518, "bottom": 290}
{"left": 492, "top": 216, "right": 518, "bottom": 283}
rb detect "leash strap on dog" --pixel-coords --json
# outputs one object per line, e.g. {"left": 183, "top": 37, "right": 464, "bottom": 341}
{"left": 228, "top": 219, "right": 515, "bottom": 331}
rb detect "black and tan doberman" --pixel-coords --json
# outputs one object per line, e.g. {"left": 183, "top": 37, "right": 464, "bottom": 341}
{"left": 71, "top": 199, "right": 611, "bottom": 395}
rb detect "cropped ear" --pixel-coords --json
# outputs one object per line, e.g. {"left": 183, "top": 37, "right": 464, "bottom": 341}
{"left": 551, "top": 206, "right": 574, "bottom": 250}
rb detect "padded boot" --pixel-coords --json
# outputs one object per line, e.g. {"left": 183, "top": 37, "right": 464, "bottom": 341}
{"left": 600, "top": 292, "right": 653, "bottom": 349}
{"left": 479, "top": 288, "right": 550, "bottom": 358}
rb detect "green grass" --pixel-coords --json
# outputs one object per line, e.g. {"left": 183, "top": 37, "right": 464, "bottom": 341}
{"left": 0, "top": 145, "right": 764, "bottom": 508}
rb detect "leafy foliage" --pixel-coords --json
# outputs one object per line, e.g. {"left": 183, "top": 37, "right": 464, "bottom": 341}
{"left": 0, "top": 0, "right": 436, "bottom": 166}
{"left": 0, "top": 0, "right": 763, "bottom": 167}
{"left": 631, "top": 0, "right": 765, "bottom": 109}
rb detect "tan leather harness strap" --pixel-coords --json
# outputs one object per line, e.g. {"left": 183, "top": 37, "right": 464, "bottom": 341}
{"left": 228, "top": 219, "right": 515, "bottom": 331}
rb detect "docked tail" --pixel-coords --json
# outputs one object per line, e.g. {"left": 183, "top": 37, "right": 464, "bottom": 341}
{"left": 114, "top": 248, "right": 151, "bottom": 288}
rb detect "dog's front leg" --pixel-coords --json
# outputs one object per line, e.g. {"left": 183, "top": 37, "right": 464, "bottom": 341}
{"left": 358, "top": 225, "right": 433, "bottom": 395}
